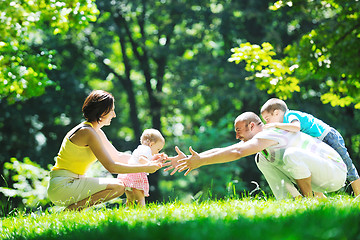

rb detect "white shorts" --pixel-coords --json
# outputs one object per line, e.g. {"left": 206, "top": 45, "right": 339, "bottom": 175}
{"left": 47, "top": 169, "right": 123, "bottom": 207}
{"left": 255, "top": 146, "right": 347, "bottom": 199}
{"left": 282, "top": 147, "right": 346, "bottom": 193}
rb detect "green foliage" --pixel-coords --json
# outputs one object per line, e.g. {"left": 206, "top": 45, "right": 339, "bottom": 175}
{"left": 1, "top": 197, "right": 360, "bottom": 240}
{"left": 236, "top": 0, "right": 360, "bottom": 109}
{"left": 0, "top": 0, "right": 99, "bottom": 103}
{"left": 229, "top": 42, "right": 300, "bottom": 100}
{"left": 0, "top": 158, "right": 51, "bottom": 209}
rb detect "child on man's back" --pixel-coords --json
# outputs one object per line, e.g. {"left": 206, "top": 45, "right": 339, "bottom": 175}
{"left": 260, "top": 98, "right": 360, "bottom": 197}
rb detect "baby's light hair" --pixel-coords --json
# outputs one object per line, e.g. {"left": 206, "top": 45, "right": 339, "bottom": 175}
{"left": 140, "top": 129, "right": 165, "bottom": 146}
{"left": 260, "top": 98, "right": 288, "bottom": 114}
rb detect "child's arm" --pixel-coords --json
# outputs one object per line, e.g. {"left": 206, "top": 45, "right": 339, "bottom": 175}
{"left": 151, "top": 153, "right": 167, "bottom": 163}
{"left": 138, "top": 155, "right": 150, "bottom": 165}
{"left": 264, "top": 120, "right": 301, "bottom": 133}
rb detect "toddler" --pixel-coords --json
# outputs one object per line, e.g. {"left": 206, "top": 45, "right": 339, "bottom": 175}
{"left": 118, "top": 129, "right": 165, "bottom": 206}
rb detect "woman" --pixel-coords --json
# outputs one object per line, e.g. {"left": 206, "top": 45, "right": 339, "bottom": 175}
{"left": 47, "top": 90, "right": 163, "bottom": 210}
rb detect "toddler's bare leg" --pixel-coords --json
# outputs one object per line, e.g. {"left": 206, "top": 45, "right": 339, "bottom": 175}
{"left": 125, "top": 189, "right": 136, "bottom": 207}
{"left": 132, "top": 189, "right": 146, "bottom": 207}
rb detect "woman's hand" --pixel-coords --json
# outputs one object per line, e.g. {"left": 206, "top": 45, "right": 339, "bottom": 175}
{"left": 143, "top": 161, "right": 163, "bottom": 174}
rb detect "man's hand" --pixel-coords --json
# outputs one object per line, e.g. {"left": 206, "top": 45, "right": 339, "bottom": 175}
{"left": 176, "top": 146, "right": 202, "bottom": 176}
{"left": 163, "top": 146, "right": 186, "bottom": 175}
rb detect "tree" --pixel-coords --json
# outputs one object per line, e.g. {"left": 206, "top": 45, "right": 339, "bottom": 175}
{"left": 229, "top": 0, "right": 360, "bottom": 109}
{"left": 0, "top": 0, "right": 99, "bottom": 103}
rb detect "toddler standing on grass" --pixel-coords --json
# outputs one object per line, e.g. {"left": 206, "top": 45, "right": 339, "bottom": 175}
{"left": 118, "top": 129, "right": 165, "bottom": 206}
{"left": 260, "top": 98, "right": 360, "bottom": 197}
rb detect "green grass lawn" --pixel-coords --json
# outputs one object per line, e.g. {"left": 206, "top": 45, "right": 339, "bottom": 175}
{"left": 1, "top": 196, "right": 360, "bottom": 240}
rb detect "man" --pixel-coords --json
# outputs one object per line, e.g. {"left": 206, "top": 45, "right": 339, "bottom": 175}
{"left": 167, "top": 112, "right": 347, "bottom": 199}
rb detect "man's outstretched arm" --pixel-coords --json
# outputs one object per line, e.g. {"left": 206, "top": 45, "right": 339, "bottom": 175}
{"left": 175, "top": 138, "right": 276, "bottom": 176}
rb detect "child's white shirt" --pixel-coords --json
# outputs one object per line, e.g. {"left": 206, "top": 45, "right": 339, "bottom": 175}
{"left": 128, "top": 145, "right": 153, "bottom": 165}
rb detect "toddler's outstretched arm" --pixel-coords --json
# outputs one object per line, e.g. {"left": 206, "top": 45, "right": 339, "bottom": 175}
{"left": 138, "top": 156, "right": 150, "bottom": 165}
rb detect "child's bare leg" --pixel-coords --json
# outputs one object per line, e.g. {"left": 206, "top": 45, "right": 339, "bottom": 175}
{"left": 350, "top": 178, "right": 360, "bottom": 197}
{"left": 132, "top": 189, "right": 146, "bottom": 207}
{"left": 125, "top": 189, "right": 136, "bottom": 207}
{"left": 295, "top": 176, "right": 314, "bottom": 197}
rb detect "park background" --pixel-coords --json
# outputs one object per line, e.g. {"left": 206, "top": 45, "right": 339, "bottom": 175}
{"left": 1, "top": 0, "right": 360, "bottom": 215}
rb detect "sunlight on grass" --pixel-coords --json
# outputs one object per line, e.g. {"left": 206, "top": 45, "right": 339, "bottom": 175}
{"left": 1, "top": 196, "right": 360, "bottom": 240}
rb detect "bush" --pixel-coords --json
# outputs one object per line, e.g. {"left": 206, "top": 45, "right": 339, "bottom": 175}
{"left": 0, "top": 157, "right": 52, "bottom": 215}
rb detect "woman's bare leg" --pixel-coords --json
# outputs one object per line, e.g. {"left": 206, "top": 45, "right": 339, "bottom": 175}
{"left": 65, "top": 183, "right": 125, "bottom": 211}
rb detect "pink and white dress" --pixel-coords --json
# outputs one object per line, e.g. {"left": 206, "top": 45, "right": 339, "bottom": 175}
{"left": 117, "top": 145, "right": 152, "bottom": 196}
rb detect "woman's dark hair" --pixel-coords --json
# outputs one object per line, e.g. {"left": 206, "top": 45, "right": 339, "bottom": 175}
{"left": 82, "top": 90, "right": 114, "bottom": 122}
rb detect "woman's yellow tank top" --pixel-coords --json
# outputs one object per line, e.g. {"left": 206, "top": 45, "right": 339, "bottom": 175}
{"left": 52, "top": 122, "right": 97, "bottom": 175}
